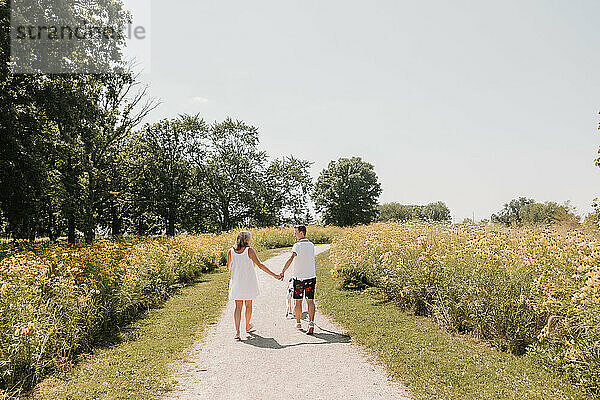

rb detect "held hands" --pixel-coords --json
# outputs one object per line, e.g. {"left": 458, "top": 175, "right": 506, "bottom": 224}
{"left": 272, "top": 270, "right": 284, "bottom": 281}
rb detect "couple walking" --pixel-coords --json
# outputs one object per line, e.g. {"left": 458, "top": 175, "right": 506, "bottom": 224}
{"left": 226, "top": 225, "right": 316, "bottom": 340}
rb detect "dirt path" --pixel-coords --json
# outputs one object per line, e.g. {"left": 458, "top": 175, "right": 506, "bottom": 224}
{"left": 164, "top": 244, "right": 411, "bottom": 400}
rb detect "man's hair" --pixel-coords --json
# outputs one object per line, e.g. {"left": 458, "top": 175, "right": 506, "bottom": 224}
{"left": 294, "top": 225, "right": 307, "bottom": 236}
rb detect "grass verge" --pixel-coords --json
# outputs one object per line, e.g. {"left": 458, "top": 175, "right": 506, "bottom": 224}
{"left": 315, "top": 251, "right": 588, "bottom": 400}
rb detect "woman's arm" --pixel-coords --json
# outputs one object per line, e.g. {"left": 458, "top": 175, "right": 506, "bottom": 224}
{"left": 248, "top": 248, "right": 281, "bottom": 279}
{"left": 226, "top": 249, "right": 232, "bottom": 273}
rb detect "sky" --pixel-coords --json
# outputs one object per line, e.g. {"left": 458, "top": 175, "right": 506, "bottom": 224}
{"left": 125, "top": 0, "right": 600, "bottom": 222}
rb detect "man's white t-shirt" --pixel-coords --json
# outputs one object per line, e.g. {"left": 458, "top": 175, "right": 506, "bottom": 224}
{"left": 291, "top": 238, "right": 316, "bottom": 280}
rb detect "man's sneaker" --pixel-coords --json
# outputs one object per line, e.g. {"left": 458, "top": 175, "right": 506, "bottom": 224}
{"left": 307, "top": 321, "right": 315, "bottom": 335}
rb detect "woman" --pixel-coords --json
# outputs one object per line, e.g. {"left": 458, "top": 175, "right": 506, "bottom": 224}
{"left": 227, "top": 230, "right": 281, "bottom": 340}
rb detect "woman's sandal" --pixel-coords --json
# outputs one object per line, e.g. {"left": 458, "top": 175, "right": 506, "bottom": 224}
{"left": 246, "top": 323, "right": 255, "bottom": 333}
{"left": 234, "top": 334, "right": 241, "bottom": 341}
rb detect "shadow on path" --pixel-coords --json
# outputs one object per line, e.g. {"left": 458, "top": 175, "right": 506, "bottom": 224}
{"left": 241, "top": 328, "right": 351, "bottom": 350}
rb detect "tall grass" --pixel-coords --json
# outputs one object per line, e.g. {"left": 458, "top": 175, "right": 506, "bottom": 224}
{"left": 330, "top": 222, "right": 600, "bottom": 395}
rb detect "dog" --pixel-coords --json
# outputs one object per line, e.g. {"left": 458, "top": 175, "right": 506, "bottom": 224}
{"left": 285, "top": 278, "right": 295, "bottom": 318}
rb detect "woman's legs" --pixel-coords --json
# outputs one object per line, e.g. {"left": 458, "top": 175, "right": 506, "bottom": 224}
{"left": 244, "top": 300, "right": 253, "bottom": 330}
{"left": 234, "top": 300, "right": 243, "bottom": 338}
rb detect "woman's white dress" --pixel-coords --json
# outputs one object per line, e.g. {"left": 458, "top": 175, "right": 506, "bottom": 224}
{"left": 228, "top": 247, "right": 260, "bottom": 300}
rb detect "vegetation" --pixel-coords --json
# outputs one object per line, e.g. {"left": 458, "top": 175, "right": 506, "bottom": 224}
{"left": 377, "top": 201, "right": 451, "bottom": 222}
{"left": 0, "top": 106, "right": 313, "bottom": 242}
{"left": 30, "top": 266, "right": 230, "bottom": 400}
{"left": 125, "top": 115, "right": 312, "bottom": 234}
{"left": 313, "top": 157, "right": 382, "bottom": 226}
{"left": 329, "top": 222, "right": 600, "bottom": 395}
{"left": 316, "top": 251, "right": 587, "bottom": 400}
{"left": 491, "top": 197, "right": 579, "bottom": 226}
{"left": 0, "top": 0, "right": 153, "bottom": 243}
{"left": 0, "top": 226, "right": 339, "bottom": 397}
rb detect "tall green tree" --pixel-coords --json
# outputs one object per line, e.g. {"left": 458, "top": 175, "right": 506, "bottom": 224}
{"left": 188, "top": 118, "right": 314, "bottom": 230}
{"left": 129, "top": 115, "right": 205, "bottom": 236}
{"left": 313, "top": 157, "right": 381, "bottom": 226}
{"left": 191, "top": 118, "right": 266, "bottom": 231}
{"left": 0, "top": 0, "right": 148, "bottom": 242}
{"left": 77, "top": 72, "right": 156, "bottom": 242}
{"left": 377, "top": 203, "right": 423, "bottom": 222}
{"left": 253, "top": 156, "right": 313, "bottom": 226}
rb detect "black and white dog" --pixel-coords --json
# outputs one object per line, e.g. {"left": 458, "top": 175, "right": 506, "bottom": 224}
{"left": 285, "top": 278, "right": 295, "bottom": 318}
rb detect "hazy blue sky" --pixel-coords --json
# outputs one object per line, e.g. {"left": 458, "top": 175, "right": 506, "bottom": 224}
{"left": 129, "top": 0, "right": 600, "bottom": 222}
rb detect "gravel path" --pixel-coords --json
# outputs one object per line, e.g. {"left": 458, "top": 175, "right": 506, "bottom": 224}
{"left": 164, "top": 244, "right": 411, "bottom": 400}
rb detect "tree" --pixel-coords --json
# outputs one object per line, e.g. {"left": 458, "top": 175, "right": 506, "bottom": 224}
{"left": 0, "top": 0, "right": 150, "bottom": 242}
{"left": 491, "top": 197, "right": 534, "bottom": 225}
{"left": 255, "top": 156, "right": 313, "bottom": 226}
{"left": 422, "top": 201, "right": 451, "bottom": 222}
{"left": 116, "top": 116, "right": 313, "bottom": 235}
{"left": 313, "top": 157, "right": 381, "bottom": 226}
{"left": 128, "top": 115, "right": 205, "bottom": 236}
{"left": 377, "top": 203, "right": 422, "bottom": 222}
{"left": 190, "top": 120, "right": 314, "bottom": 230}
{"left": 80, "top": 71, "right": 157, "bottom": 240}
{"left": 0, "top": 74, "right": 53, "bottom": 240}
{"left": 191, "top": 118, "right": 266, "bottom": 231}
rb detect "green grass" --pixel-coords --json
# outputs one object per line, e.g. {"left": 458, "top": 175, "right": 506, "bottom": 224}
{"left": 25, "top": 248, "right": 281, "bottom": 400}
{"left": 315, "top": 251, "right": 588, "bottom": 400}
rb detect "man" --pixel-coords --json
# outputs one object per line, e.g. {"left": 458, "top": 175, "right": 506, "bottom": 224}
{"left": 279, "top": 225, "right": 316, "bottom": 334}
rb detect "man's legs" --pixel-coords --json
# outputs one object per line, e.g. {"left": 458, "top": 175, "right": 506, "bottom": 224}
{"left": 306, "top": 299, "right": 315, "bottom": 322}
{"left": 305, "top": 278, "right": 316, "bottom": 334}
{"left": 295, "top": 299, "right": 303, "bottom": 324}
{"left": 293, "top": 278, "right": 304, "bottom": 326}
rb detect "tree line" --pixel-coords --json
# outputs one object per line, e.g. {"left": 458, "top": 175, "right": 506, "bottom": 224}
{"left": 376, "top": 201, "right": 452, "bottom": 223}
{"left": 1, "top": 106, "right": 315, "bottom": 242}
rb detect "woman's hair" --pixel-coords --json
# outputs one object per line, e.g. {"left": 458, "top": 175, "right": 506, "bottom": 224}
{"left": 234, "top": 230, "right": 252, "bottom": 251}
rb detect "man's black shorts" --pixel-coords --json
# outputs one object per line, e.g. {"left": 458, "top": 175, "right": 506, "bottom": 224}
{"left": 292, "top": 277, "right": 316, "bottom": 300}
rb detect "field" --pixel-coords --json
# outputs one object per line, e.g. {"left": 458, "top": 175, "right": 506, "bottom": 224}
{"left": 3, "top": 221, "right": 599, "bottom": 398}
{"left": 329, "top": 222, "right": 600, "bottom": 395}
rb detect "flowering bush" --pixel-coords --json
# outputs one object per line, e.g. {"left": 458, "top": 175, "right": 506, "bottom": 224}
{"left": 330, "top": 222, "right": 600, "bottom": 394}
